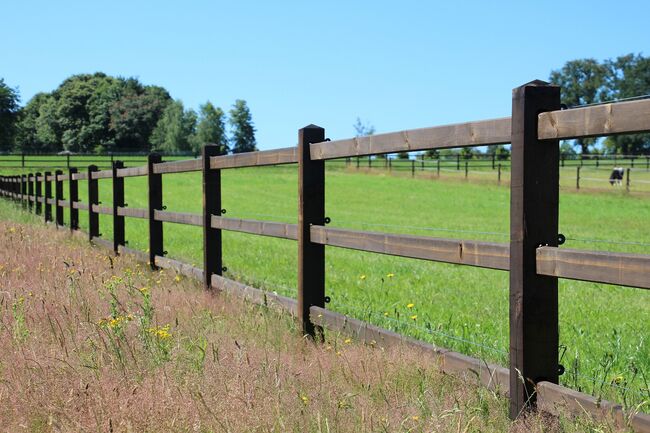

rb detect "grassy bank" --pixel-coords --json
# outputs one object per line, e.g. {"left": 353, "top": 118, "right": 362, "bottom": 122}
{"left": 0, "top": 206, "right": 618, "bottom": 432}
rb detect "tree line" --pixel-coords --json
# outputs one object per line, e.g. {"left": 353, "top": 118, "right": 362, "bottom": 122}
{"left": 0, "top": 72, "right": 256, "bottom": 155}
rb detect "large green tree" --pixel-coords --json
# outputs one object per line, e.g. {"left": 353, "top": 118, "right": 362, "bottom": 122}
{"left": 191, "top": 102, "right": 228, "bottom": 154}
{"left": 229, "top": 99, "right": 257, "bottom": 153}
{"left": 0, "top": 78, "right": 20, "bottom": 150}
{"left": 15, "top": 73, "right": 172, "bottom": 153}
{"left": 109, "top": 82, "right": 171, "bottom": 152}
{"left": 549, "top": 59, "right": 607, "bottom": 154}
{"left": 150, "top": 100, "right": 197, "bottom": 153}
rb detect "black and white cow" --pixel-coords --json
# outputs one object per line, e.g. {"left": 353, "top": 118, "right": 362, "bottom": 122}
{"left": 609, "top": 167, "right": 625, "bottom": 185}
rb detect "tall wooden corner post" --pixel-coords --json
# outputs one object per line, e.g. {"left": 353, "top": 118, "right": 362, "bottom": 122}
{"left": 112, "top": 161, "right": 125, "bottom": 254}
{"left": 147, "top": 154, "right": 163, "bottom": 269}
{"left": 202, "top": 145, "right": 222, "bottom": 289}
{"left": 509, "top": 80, "right": 561, "bottom": 418}
{"left": 298, "top": 125, "right": 326, "bottom": 339}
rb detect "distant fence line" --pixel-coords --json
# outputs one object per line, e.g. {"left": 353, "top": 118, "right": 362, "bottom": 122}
{"left": 0, "top": 81, "right": 649, "bottom": 431}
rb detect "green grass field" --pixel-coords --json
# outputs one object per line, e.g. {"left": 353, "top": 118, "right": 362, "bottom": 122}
{"left": 2, "top": 162, "right": 649, "bottom": 409}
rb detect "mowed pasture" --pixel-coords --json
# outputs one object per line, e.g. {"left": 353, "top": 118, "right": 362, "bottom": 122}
{"left": 4, "top": 163, "right": 650, "bottom": 408}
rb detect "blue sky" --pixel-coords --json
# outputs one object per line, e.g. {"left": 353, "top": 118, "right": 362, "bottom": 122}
{"left": 3, "top": 0, "right": 649, "bottom": 150}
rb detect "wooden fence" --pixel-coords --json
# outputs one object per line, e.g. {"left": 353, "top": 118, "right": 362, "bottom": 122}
{"left": 0, "top": 81, "right": 649, "bottom": 431}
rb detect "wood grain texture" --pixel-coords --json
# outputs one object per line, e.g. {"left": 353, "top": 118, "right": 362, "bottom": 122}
{"left": 298, "top": 125, "right": 326, "bottom": 338}
{"left": 117, "top": 206, "right": 147, "bottom": 219}
{"left": 71, "top": 172, "right": 88, "bottom": 180}
{"left": 154, "top": 255, "right": 204, "bottom": 280}
{"left": 90, "top": 169, "right": 113, "bottom": 180}
{"left": 54, "top": 170, "right": 64, "bottom": 226}
{"left": 147, "top": 154, "right": 163, "bottom": 268}
{"left": 310, "top": 117, "right": 511, "bottom": 160}
{"left": 537, "top": 381, "right": 650, "bottom": 432}
{"left": 116, "top": 165, "right": 148, "bottom": 178}
{"left": 43, "top": 171, "right": 52, "bottom": 222}
{"left": 536, "top": 246, "right": 650, "bottom": 289}
{"left": 539, "top": 98, "right": 650, "bottom": 140}
{"left": 202, "top": 145, "right": 222, "bottom": 289}
{"left": 310, "top": 226, "right": 510, "bottom": 270}
{"left": 91, "top": 204, "right": 112, "bottom": 215}
{"left": 117, "top": 245, "right": 150, "bottom": 263}
{"left": 68, "top": 168, "right": 78, "bottom": 230}
{"left": 90, "top": 236, "right": 113, "bottom": 250}
{"left": 210, "top": 216, "right": 298, "bottom": 240}
{"left": 87, "top": 165, "right": 99, "bottom": 240}
{"left": 209, "top": 147, "right": 298, "bottom": 169}
{"left": 72, "top": 201, "right": 89, "bottom": 210}
{"left": 509, "top": 81, "right": 560, "bottom": 418}
{"left": 153, "top": 158, "right": 201, "bottom": 174}
{"left": 211, "top": 274, "right": 298, "bottom": 316}
{"left": 112, "top": 161, "right": 125, "bottom": 253}
{"left": 154, "top": 209, "right": 202, "bottom": 226}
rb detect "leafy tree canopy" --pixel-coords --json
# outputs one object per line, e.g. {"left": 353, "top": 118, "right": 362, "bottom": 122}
{"left": 191, "top": 102, "right": 228, "bottom": 155}
{"left": 0, "top": 78, "right": 20, "bottom": 150}
{"left": 229, "top": 99, "right": 257, "bottom": 153}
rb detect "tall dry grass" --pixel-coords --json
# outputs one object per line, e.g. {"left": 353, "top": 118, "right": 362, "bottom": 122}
{"left": 0, "top": 214, "right": 618, "bottom": 432}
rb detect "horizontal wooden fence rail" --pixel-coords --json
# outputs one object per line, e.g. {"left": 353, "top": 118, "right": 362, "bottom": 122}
{"left": 154, "top": 210, "right": 202, "bottom": 226}
{"left": 538, "top": 98, "right": 650, "bottom": 140}
{"left": 310, "top": 225, "right": 510, "bottom": 270}
{"left": 310, "top": 117, "right": 512, "bottom": 159}
{"left": 210, "top": 216, "right": 298, "bottom": 240}
{"left": 117, "top": 206, "right": 148, "bottom": 219}
{"left": 0, "top": 80, "right": 649, "bottom": 432}
{"left": 536, "top": 246, "right": 650, "bottom": 289}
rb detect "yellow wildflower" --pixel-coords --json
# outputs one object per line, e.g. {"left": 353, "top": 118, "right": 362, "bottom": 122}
{"left": 300, "top": 395, "right": 309, "bottom": 405}
{"left": 174, "top": 274, "right": 181, "bottom": 283}
{"left": 384, "top": 312, "right": 389, "bottom": 317}
{"left": 139, "top": 287, "right": 149, "bottom": 295}
{"left": 387, "top": 273, "right": 395, "bottom": 278}
{"left": 412, "top": 415, "right": 419, "bottom": 421}
{"left": 406, "top": 303, "right": 415, "bottom": 309}
{"left": 410, "top": 314, "right": 417, "bottom": 321}
{"left": 344, "top": 338, "right": 352, "bottom": 344}
{"left": 359, "top": 274, "right": 366, "bottom": 280}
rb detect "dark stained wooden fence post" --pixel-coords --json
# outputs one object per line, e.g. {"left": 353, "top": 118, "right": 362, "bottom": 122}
{"left": 35, "top": 172, "right": 42, "bottom": 215}
{"left": 509, "top": 80, "right": 560, "bottom": 419}
{"left": 55, "top": 170, "right": 64, "bottom": 226}
{"left": 88, "top": 165, "right": 99, "bottom": 241}
{"left": 44, "top": 171, "right": 53, "bottom": 222}
{"left": 112, "top": 161, "right": 125, "bottom": 254}
{"left": 21, "top": 174, "right": 27, "bottom": 209}
{"left": 576, "top": 166, "right": 581, "bottom": 190}
{"left": 626, "top": 168, "right": 631, "bottom": 192}
{"left": 147, "top": 154, "right": 163, "bottom": 269}
{"left": 202, "top": 145, "right": 222, "bottom": 289}
{"left": 498, "top": 163, "right": 502, "bottom": 184}
{"left": 28, "top": 173, "right": 34, "bottom": 213}
{"left": 298, "top": 124, "right": 326, "bottom": 339}
{"left": 69, "top": 168, "right": 79, "bottom": 231}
